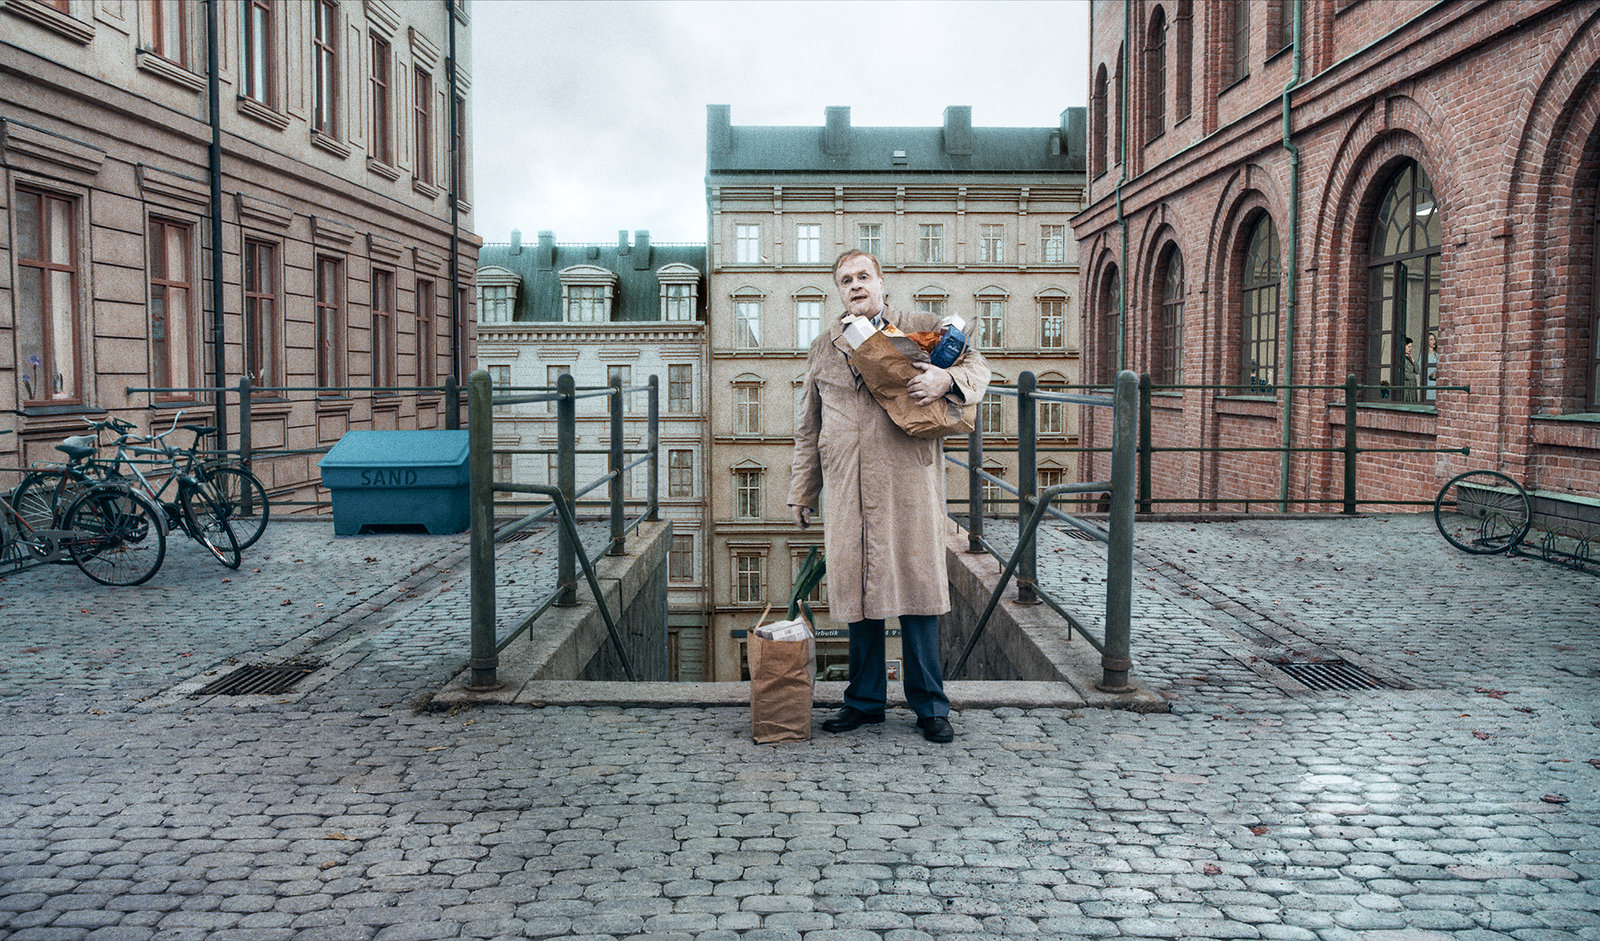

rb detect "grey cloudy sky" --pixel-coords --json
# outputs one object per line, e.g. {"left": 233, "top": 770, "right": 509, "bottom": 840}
{"left": 468, "top": 0, "right": 1090, "bottom": 246}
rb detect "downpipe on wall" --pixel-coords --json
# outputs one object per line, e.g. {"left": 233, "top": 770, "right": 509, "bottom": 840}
{"left": 1278, "top": 0, "right": 1304, "bottom": 512}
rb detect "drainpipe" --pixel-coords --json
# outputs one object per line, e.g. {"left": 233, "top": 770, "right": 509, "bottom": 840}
{"left": 445, "top": 0, "right": 462, "bottom": 428}
{"left": 1115, "top": 0, "right": 1129, "bottom": 371}
{"left": 205, "top": 0, "right": 228, "bottom": 443}
{"left": 1278, "top": 0, "right": 1303, "bottom": 512}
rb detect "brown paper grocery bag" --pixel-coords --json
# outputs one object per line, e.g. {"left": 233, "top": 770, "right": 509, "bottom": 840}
{"left": 749, "top": 628, "right": 814, "bottom": 744}
{"left": 847, "top": 331, "right": 976, "bottom": 439}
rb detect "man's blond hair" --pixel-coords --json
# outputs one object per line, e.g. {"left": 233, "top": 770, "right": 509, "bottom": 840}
{"left": 831, "top": 248, "right": 882, "bottom": 280}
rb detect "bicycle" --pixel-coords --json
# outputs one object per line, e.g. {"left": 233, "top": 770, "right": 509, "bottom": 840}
{"left": 1435, "top": 470, "right": 1595, "bottom": 572}
{"left": 1, "top": 430, "right": 167, "bottom": 585}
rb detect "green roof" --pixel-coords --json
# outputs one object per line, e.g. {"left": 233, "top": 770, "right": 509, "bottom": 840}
{"left": 477, "top": 232, "right": 706, "bottom": 324}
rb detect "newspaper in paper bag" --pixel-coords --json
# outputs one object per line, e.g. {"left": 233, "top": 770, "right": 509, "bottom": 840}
{"left": 841, "top": 316, "right": 977, "bottom": 439}
{"left": 749, "top": 615, "right": 815, "bottom": 744}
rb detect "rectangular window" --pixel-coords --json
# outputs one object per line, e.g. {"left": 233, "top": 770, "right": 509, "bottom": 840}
{"left": 143, "top": 0, "right": 189, "bottom": 68}
{"left": 857, "top": 222, "right": 882, "bottom": 256}
{"left": 664, "top": 283, "right": 693, "bottom": 321}
{"left": 793, "top": 552, "right": 827, "bottom": 604}
{"left": 980, "top": 398, "right": 1003, "bottom": 435}
{"left": 243, "top": 238, "right": 279, "bottom": 392}
{"left": 918, "top": 224, "right": 944, "bottom": 263}
{"left": 795, "top": 298, "right": 823, "bottom": 348}
{"left": 979, "top": 223, "right": 1005, "bottom": 263}
{"left": 149, "top": 218, "right": 196, "bottom": 400}
{"left": 607, "top": 364, "right": 631, "bottom": 414}
{"left": 487, "top": 364, "right": 510, "bottom": 389}
{"left": 734, "top": 551, "right": 764, "bottom": 603}
{"left": 734, "top": 385, "right": 762, "bottom": 435}
{"left": 795, "top": 223, "right": 822, "bottom": 264}
{"left": 371, "top": 268, "right": 395, "bottom": 388}
{"left": 244, "top": 0, "right": 273, "bottom": 105}
{"left": 493, "top": 452, "right": 511, "bottom": 484}
{"left": 1039, "top": 392, "right": 1065, "bottom": 436}
{"left": 982, "top": 465, "right": 1005, "bottom": 508}
{"left": 734, "top": 300, "right": 761, "bottom": 348}
{"left": 668, "top": 449, "right": 693, "bottom": 498}
{"left": 546, "top": 364, "right": 569, "bottom": 414}
{"left": 370, "top": 33, "right": 392, "bottom": 164}
{"left": 735, "top": 224, "right": 761, "bottom": 264}
{"left": 1041, "top": 225, "right": 1067, "bottom": 264}
{"left": 566, "top": 285, "right": 605, "bottom": 322}
{"left": 1039, "top": 298, "right": 1065, "bottom": 350}
{"left": 478, "top": 284, "right": 510, "bottom": 322}
{"left": 1039, "top": 467, "right": 1066, "bottom": 491}
{"left": 669, "top": 534, "right": 695, "bottom": 582}
{"left": 315, "top": 255, "right": 344, "bottom": 390}
{"left": 1231, "top": 0, "right": 1251, "bottom": 84}
{"left": 915, "top": 297, "right": 947, "bottom": 318}
{"left": 416, "top": 277, "right": 435, "bottom": 386}
{"left": 734, "top": 469, "right": 763, "bottom": 520}
{"left": 977, "top": 299, "right": 1005, "bottom": 348}
{"left": 311, "top": 0, "right": 337, "bottom": 135}
{"left": 668, "top": 364, "right": 692, "bottom": 413}
{"left": 15, "top": 187, "right": 79, "bottom": 404}
{"left": 413, "top": 66, "right": 433, "bottom": 185}
{"left": 453, "top": 94, "right": 465, "bottom": 189}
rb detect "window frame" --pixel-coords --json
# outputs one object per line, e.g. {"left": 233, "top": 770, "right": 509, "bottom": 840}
{"left": 15, "top": 186, "right": 82, "bottom": 407}
{"left": 369, "top": 32, "right": 392, "bottom": 165}
{"left": 667, "top": 364, "right": 693, "bottom": 414}
{"left": 1147, "top": 6, "right": 1167, "bottom": 142}
{"left": 856, "top": 222, "right": 882, "bottom": 256}
{"left": 664, "top": 283, "right": 694, "bottom": 321}
{"left": 243, "top": 236, "right": 281, "bottom": 394}
{"left": 668, "top": 449, "right": 694, "bottom": 498}
{"left": 143, "top": 0, "right": 190, "bottom": 69}
{"left": 546, "top": 364, "right": 569, "bottom": 414}
{"left": 1040, "top": 224, "right": 1067, "bottom": 265}
{"left": 1363, "top": 160, "right": 1442, "bottom": 404}
{"left": 1230, "top": 0, "right": 1251, "bottom": 85}
{"left": 979, "top": 223, "right": 1005, "bottom": 264}
{"left": 565, "top": 284, "right": 606, "bottom": 322}
{"left": 735, "top": 224, "right": 761, "bottom": 264}
{"left": 918, "top": 224, "right": 945, "bottom": 264}
{"left": 733, "top": 382, "right": 762, "bottom": 436}
{"left": 795, "top": 223, "right": 822, "bottom": 264}
{"left": 1156, "top": 246, "right": 1185, "bottom": 386}
{"left": 976, "top": 297, "right": 1005, "bottom": 348}
{"left": 311, "top": 0, "right": 338, "bottom": 137}
{"left": 416, "top": 277, "right": 436, "bottom": 387}
{"left": 794, "top": 295, "right": 823, "bottom": 348}
{"left": 734, "top": 299, "right": 762, "bottom": 349}
{"left": 1038, "top": 295, "right": 1066, "bottom": 351}
{"left": 1240, "top": 216, "right": 1280, "bottom": 393}
{"left": 371, "top": 266, "right": 396, "bottom": 389}
{"left": 243, "top": 0, "right": 274, "bottom": 106}
{"left": 732, "top": 549, "right": 765, "bottom": 604}
{"left": 315, "top": 254, "right": 345, "bottom": 391}
{"left": 413, "top": 65, "right": 433, "bottom": 185}
{"left": 149, "top": 216, "right": 198, "bottom": 403}
{"left": 733, "top": 468, "right": 764, "bottom": 520}
{"left": 669, "top": 534, "right": 695, "bottom": 582}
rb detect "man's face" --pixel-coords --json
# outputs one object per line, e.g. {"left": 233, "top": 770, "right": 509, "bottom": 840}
{"left": 835, "top": 256, "right": 885, "bottom": 318}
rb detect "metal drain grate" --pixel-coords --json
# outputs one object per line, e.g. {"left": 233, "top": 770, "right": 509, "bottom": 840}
{"left": 1276, "top": 659, "right": 1385, "bottom": 691}
{"left": 498, "top": 529, "right": 539, "bottom": 544}
{"left": 191, "top": 661, "right": 323, "bottom": 697}
{"left": 1054, "top": 526, "right": 1099, "bottom": 541}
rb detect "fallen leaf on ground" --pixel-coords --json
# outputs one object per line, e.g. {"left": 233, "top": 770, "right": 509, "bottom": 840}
{"left": 1250, "top": 826, "right": 1270, "bottom": 836}
{"left": 1476, "top": 688, "right": 1508, "bottom": 699}
{"left": 1203, "top": 863, "right": 1222, "bottom": 875}
{"left": 1542, "top": 794, "right": 1569, "bottom": 804}
{"left": 1473, "top": 731, "right": 1491, "bottom": 740}
{"left": 324, "top": 831, "right": 351, "bottom": 840}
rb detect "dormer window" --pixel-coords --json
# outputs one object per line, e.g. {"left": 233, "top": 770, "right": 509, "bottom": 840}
{"left": 475, "top": 265, "right": 520, "bottom": 323}
{"left": 656, "top": 263, "right": 700, "bottom": 321}
{"left": 558, "top": 264, "right": 618, "bottom": 322}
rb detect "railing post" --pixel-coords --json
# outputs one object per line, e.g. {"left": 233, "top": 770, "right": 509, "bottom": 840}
{"left": 1138, "top": 373, "right": 1152, "bottom": 514}
{"left": 444, "top": 374, "right": 460, "bottom": 430}
{"left": 608, "top": 374, "right": 626, "bottom": 556}
{"left": 556, "top": 372, "right": 578, "bottom": 606}
{"left": 467, "top": 369, "right": 498, "bottom": 689}
{"left": 966, "top": 424, "right": 983, "bottom": 553}
{"left": 1017, "top": 371, "right": 1038, "bottom": 605}
{"left": 1101, "top": 370, "right": 1137, "bottom": 693}
{"left": 237, "top": 376, "right": 253, "bottom": 472}
{"left": 1343, "top": 373, "right": 1358, "bottom": 515}
{"left": 647, "top": 375, "right": 659, "bottom": 521}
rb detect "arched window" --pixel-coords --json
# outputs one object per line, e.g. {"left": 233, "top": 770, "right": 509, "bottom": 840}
{"left": 1230, "top": 0, "right": 1251, "bottom": 85}
{"left": 1037, "top": 371, "right": 1069, "bottom": 437}
{"left": 1114, "top": 44, "right": 1125, "bottom": 164}
{"left": 1099, "top": 264, "right": 1122, "bottom": 386}
{"left": 1241, "top": 216, "right": 1280, "bottom": 392}
{"left": 1092, "top": 65, "right": 1109, "bottom": 175}
{"left": 1175, "top": 0, "right": 1193, "bottom": 120}
{"left": 1146, "top": 8, "right": 1167, "bottom": 143}
{"left": 1155, "top": 245, "right": 1184, "bottom": 385}
{"left": 1364, "top": 160, "right": 1442, "bottom": 403}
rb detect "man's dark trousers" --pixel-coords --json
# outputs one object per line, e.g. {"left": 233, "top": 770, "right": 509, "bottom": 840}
{"left": 842, "top": 615, "right": 950, "bottom": 719}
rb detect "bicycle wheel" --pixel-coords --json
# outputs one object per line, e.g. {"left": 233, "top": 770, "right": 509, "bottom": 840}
{"left": 62, "top": 485, "right": 167, "bottom": 586}
{"left": 11, "top": 468, "right": 93, "bottom": 531}
{"left": 201, "top": 465, "right": 270, "bottom": 550}
{"left": 1434, "top": 470, "right": 1531, "bottom": 554}
{"left": 181, "top": 481, "right": 241, "bottom": 569}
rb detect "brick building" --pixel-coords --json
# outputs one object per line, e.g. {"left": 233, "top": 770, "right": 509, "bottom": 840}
{"left": 1072, "top": 0, "right": 1600, "bottom": 513}
{"left": 705, "top": 104, "right": 1087, "bottom": 681}
{"left": 2, "top": 0, "right": 479, "bottom": 499}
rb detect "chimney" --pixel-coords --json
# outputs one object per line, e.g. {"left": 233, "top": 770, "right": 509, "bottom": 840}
{"left": 510, "top": 228, "right": 522, "bottom": 254}
{"left": 1062, "top": 107, "right": 1087, "bottom": 168}
{"left": 943, "top": 106, "right": 972, "bottom": 156}
{"left": 823, "top": 106, "right": 851, "bottom": 156}
{"left": 619, "top": 230, "right": 630, "bottom": 255}
{"left": 707, "top": 104, "right": 732, "bottom": 156}
{"left": 537, "top": 230, "right": 555, "bottom": 270}
{"left": 633, "top": 230, "right": 651, "bottom": 270}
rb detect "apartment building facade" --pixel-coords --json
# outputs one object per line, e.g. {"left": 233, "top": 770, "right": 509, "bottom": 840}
{"left": 704, "top": 104, "right": 1088, "bottom": 682}
{"left": 2, "top": 0, "right": 479, "bottom": 499}
{"left": 1073, "top": 0, "right": 1600, "bottom": 511}
{"left": 475, "top": 230, "right": 711, "bottom": 680}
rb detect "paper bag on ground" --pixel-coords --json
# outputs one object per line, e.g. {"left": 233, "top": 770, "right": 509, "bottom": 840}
{"left": 846, "top": 328, "right": 977, "bottom": 439}
{"left": 749, "top": 616, "right": 814, "bottom": 744}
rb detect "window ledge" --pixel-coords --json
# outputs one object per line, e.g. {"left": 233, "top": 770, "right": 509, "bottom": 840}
{"left": 1214, "top": 395, "right": 1279, "bottom": 419}
{"left": 412, "top": 177, "right": 441, "bottom": 200}
{"left": 1532, "top": 413, "right": 1600, "bottom": 451}
{"left": 236, "top": 96, "right": 290, "bottom": 132}
{"left": 6, "top": 0, "right": 93, "bottom": 42}
{"left": 1325, "top": 401, "right": 1437, "bottom": 436}
{"left": 135, "top": 50, "right": 204, "bottom": 92}
{"left": 315, "top": 395, "right": 355, "bottom": 413}
{"left": 310, "top": 131, "right": 351, "bottom": 159}
{"left": 367, "top": 158, "right": 402, "bottom": 182}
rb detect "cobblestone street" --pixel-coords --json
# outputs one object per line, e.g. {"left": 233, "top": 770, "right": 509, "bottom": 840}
{"left": 2, "top": 514, "right": 1598, "bottom": 940}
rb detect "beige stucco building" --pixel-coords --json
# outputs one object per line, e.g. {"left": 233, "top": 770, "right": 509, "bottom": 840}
{"left": 703, "top": 104, "right": 1088, "bottom": 681}
{"left": 2, "top": 0, "right": 479, "bottom": 498}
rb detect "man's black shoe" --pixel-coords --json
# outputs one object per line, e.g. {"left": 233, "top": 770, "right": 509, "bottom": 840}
{"left": 821, "top": 706, "right": 885, "bottom": 733}
{"left": 917, "top": 715, "right": 955, "bottom": 743}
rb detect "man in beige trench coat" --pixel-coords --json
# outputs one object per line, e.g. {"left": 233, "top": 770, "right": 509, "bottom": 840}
{"left": 788, "top": 249, "right": 991, "bottom": 743}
